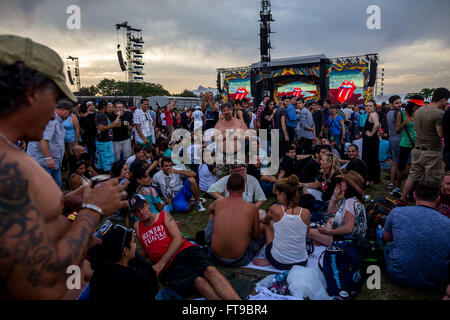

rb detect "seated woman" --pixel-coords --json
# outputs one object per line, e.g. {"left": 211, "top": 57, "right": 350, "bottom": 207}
{"left": 68, "top": 160, "right": 92, "bottom": 191}
{"left": 298, "top": 152, "right": 342, "bottom": 202}
{"left": 308, "top": 170, "right": 367, "bottom": 246}
{"left": 111, "top": 160, "right": 130, "bottom": 184}
{"left": 89, "top": 226, "right": 159, "bottom": 300}
{"left": 128, "top": 160, "right": 171, "bottom": 214}
{"left": 260, "top": 175, "right": 311, "bottom": 270}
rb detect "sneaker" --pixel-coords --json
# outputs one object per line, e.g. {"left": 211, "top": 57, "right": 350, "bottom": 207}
{"left": 392, "top": 190, "right": 402, "bottom": 198}
{"left": 389, "top": 187, "right": 401, "bottom": 195}
{"left": 385, "top": 182, "right": 394, "bottom": 190}
{"left": 196, "top": 202, "right": 206, "bottom": 212}
{"left": 397, "top": 199, "right": 407, "bottom": 206}
{"left": 199, "top": 197, "right": 207, "bottom": 205}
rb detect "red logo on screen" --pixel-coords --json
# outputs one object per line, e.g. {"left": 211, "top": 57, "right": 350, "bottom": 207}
{"left": 292, "top": 87, "right": 303, "bottom": 98}
{"left": 234, "top": 87, "right": 248, "bottom": 100}
{"left": 337, "top": 80, "right": 357, "bottom": 103}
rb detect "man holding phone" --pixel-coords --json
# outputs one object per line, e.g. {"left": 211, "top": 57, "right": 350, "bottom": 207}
{"left": 110, "top": 101, "right": 133, "bottom": 161}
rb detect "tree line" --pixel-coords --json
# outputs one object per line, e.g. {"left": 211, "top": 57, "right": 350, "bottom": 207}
{"left": 74, "top": 78, "right": 197, "bottom": 98}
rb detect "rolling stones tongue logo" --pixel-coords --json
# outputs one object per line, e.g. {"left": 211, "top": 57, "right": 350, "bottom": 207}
{"left": 337, "top": 80, "right": 357, "bottom": 103}
{"left": 291, "top": 87, "right": 303, "bottom": 98}
{"left": 234, "top": 87, "right": 248, "bottom": 100}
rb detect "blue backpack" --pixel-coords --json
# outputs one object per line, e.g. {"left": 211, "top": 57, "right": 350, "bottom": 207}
{"left": 318, "top": 241, "right": 362, "bottom": 299}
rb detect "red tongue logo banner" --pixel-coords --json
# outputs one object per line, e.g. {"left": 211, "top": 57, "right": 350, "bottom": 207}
{"left": 291, "top": 87, "right": 303, "bottom": 98}
{"left": 337, "top": 80, "right": 357, "bottom": 103}
{"left": 234, "top": 87, "right": 248, "bottom": 100}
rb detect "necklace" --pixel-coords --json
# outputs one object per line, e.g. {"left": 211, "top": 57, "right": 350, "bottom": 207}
{"left": 0, "top": 132, "right": 20, "bottom": 150}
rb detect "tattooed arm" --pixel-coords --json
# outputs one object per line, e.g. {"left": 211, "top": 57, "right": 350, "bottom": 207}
{"left": 0, "top": 155, "right": 127, "bottom": 299}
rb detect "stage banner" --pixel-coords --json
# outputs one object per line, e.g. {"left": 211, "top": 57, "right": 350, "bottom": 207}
{"left": 255, "top": 66, "right": 320, "bottom": 83}
{"left": 275, "top": 81, "right": 319, "bottom": 103}
{"left": 223, "top": 71, "right": 251, "bottom": 101}
{"left": 327, "top": 62, "right": 370, "bottom": 105}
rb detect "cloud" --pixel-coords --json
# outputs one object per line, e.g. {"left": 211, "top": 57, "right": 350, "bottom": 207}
{"left": 0, "top": 0, "right": 449, "bottom": 93}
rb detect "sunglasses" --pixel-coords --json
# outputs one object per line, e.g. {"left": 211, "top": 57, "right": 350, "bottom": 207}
{"left": 114, "top": 225, "right": 136, "bottom": 254}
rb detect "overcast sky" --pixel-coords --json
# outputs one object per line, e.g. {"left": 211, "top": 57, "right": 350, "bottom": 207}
{"left": 0, "top": 0, "right": 449, "bottom": 94}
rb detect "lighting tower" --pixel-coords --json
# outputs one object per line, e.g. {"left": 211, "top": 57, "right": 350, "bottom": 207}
{"left": 259, "top": 0, "right": 274, "bottom": 98}
{"left": 115, "top": 21, "right": 145, "bottom": 85}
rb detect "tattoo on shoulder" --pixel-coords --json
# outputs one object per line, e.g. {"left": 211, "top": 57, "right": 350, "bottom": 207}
{"left": 0, "top": 153, "right": 94, "bottom": 289}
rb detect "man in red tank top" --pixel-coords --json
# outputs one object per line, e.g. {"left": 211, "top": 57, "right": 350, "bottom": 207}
{"left": 129, "top": 194, "right": 240, "bottom": 300}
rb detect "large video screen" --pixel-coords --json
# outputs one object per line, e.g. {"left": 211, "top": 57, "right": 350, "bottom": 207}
{"left": 329, "top": 69, "right": 364, "bottom": 105}
{"left": 228, "top": 78, "right": 251, "bottom": 100}
{"left": 277, "top": 81, "right": 318, "bottom": 100}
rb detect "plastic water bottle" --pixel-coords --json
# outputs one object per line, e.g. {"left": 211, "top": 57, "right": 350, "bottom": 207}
{"left": 376, "top": 224, "right": 383, "bottom": 247}
{"left": 274, "top": 271, "right": 289, "bottom": 283}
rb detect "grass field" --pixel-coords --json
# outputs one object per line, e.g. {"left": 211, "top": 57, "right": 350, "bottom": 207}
{"left": 170, "top": 170, "right": 444, "bottom": 300}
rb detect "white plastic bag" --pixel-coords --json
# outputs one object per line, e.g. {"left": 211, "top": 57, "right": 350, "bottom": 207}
{"left": 286, "top": 265, "right": 332, "bottom": 300}
{"left": 256, "top": 274, "right": 276, "bottom": 288}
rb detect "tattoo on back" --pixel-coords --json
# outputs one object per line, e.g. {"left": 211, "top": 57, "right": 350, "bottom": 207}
{"left": 0, "top": 153, "right": 97, "bottom": 291}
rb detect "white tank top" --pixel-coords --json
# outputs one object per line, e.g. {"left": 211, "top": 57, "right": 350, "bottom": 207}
{"left": 271, "top": 205, "right": 308, "bottom": 264}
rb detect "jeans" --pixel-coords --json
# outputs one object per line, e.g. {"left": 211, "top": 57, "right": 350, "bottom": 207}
{"left": 43, "top": 166, "right": 62, "bottom": 189}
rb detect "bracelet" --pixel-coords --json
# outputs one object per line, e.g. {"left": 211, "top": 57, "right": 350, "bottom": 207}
{"left": 331, "top": 196, "right": 337, "bottom": 201}
{"left": 45, "top": 157, "right": 52, "bottom": 160}
{"left": 80, "top": 203, "right": 104, "bottom": 219}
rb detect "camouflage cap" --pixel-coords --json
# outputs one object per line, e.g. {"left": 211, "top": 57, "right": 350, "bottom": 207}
{"left": 0, "top": 34, "right": 76, "bottom": 102}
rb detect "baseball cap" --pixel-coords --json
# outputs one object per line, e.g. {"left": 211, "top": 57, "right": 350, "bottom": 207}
{"left": 195, "top": 105, "right": 201, "bottom": 110}
{"left": 86, "top": 101, "right": 94, "bottom": 106}
{"left": 128, "top": 194, "right": 147, "bottom": 211}
{"left": 0, "top": 35, "right": 76, "bottom": 102}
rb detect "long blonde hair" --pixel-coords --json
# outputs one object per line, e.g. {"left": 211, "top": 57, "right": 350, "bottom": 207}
{"left": 321, "top": 152, "right": 341, "bottom": 181}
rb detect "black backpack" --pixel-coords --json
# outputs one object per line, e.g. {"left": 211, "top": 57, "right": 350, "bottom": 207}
{"left": 354, "top": 238, "right": 384, "bottom": 281}
{"left": 243, "top": 110, "right": 251, "bottom": 127}
{"left": 365, "top": 196, "right": 397, "bottom": 238}
{"left": 318, "top": 241, "right": 362, "bottom": 299}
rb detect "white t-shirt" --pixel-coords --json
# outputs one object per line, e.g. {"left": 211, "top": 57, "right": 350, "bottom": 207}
{"left": 342, "top": 108, "right": 353, "bottom": 121}
{"left": 199, "top": 163, "right": 216, "bottom": 192}
{"left": 192, "top": 110, "right": 203, "bottom": 122}
{"left": 249, "top": 112, "right": 256, "bottom": 129}
{"left": 152, "top": 164, "right": 187, "bottom": 199}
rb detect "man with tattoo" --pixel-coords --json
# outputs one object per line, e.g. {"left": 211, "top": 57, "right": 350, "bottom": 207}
{"left": 0, "top": 35, "right": 128, "bottom": 299}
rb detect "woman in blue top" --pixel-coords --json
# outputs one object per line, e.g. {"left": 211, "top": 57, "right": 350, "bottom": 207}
{"left": 327, "top": 105, "right": 345, "bottom": 150}
{"left": 63, "top": 112, "right": 80, "bottom": 151}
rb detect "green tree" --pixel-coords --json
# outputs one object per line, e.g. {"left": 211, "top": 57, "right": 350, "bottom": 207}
{"left": 75, "top": 85, "right": 99, "bottom": 96}
{"left": 405, "top": 92, "right": 421, "bottom": 100}
{"left": 96, "top": 78, "right": 119, "bottom": 96}
{"left": 172, "top": 89, "right": 197, "bottom": 97}
{"left": 420, "top": 88, "right": 435, "bottom": 102}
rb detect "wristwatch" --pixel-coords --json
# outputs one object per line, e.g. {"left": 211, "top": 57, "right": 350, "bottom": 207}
{"left": 80, "top": 203, "right": 104, "bottom": 219}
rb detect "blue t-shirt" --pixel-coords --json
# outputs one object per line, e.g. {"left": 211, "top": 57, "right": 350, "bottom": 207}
{"left": 327, "top": 115, "right": 343, "bottom": 136}
{"left": 384, "top": 206, "right": 450, "bottom": 288}
{"left": 379, "top": 139, "right": 390, "bottom": 162}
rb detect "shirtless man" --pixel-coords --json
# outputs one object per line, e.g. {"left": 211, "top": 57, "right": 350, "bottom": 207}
{"left": 213, "top": 103, "right": 248, "bottom": 179}
{"left": 0, "top": 35, "right": 127, "bottom": 299}
{"left": 205, "top": 173, "right": 265, "bottom": 267}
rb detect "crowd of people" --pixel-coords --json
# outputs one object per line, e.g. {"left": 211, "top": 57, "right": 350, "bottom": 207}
{"left": 0, "top": 35, "right": 449, "bottom": 300}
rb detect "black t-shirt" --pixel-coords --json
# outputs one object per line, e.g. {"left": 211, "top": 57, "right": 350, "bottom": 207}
{"left": 280, "top": 155, "right": 296, "bottom": 177}
{"left": 274, "top": 107, "right": 287, "bottom": 139}
{"left": 320, "top": 173, "right": 340, "bottom": 202}
{"left": 109, "top": 111, "right": 133, "bottom": 142}
{"left": 79, "top": 112, "right": 97, "bottom": 142}
{"left": 205, "top": 109, "right": 219, "bottom": 130}
{"left": 313, "top": 110, "right": 325, "bottom": 136}
{"left": 89, "top": 263, "right": 158, "bottom": 301}
{"left": 260, "top": 109, "right": 273, "bottom": 130}
{"left": 247, "top": 164, "right": 261, "bottom": 181}
{"left": 298, "top": 156, "right": 321, "bottom": 183}
{"left": 96, "top": 112, "right": 113, "bottom": 142}
{"left": 346, "top": 159, "right": 368, "bottom": 182}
